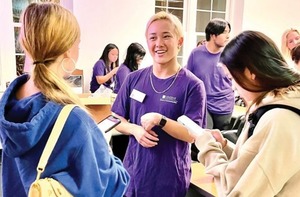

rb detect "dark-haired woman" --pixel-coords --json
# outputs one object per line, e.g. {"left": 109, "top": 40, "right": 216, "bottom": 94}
{"left": 192, "top": 30, "right": 300, "bottom": 196}
{"left": 114, "top": 42, "right": 146, "bottom": 94}
{"left": 112, "top": 43, "right": 146, "bottom": 160}
{"left": 90, "top": 43, "right": 119, "bottom": 93}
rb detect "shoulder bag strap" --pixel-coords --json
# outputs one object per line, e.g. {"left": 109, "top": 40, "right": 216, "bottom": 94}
{"left": 248, "top": 104, "right": 300, "bottom": 138}
{"left": 35, "top": 104, "right": 77, "bottom": 180}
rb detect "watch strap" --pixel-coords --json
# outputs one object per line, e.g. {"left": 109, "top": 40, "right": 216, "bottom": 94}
{"left": 159, "top": 115, "right": 167, "bottom": 128}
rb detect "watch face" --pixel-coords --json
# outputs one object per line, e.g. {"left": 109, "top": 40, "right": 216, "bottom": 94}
{"left": 159, "top": 115, "right": 167, "bottom": 127}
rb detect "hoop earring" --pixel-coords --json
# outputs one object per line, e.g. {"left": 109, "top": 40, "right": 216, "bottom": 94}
{"left": 61, "top": 57, "right": 76, "bottom": 74}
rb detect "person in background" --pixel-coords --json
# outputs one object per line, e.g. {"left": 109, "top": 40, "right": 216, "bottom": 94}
{"left": 186, "top": 18, "right": 234, "bottom": 130}
{"left": 90, "top": 43, "right": 119, "bottom": 93}
{"left": 114, "top": 42, "right": 146, "bottom": 94}
{"left": 197, "top": 39, "right": 206, "bottom": 47}
{"left": 0, "top": 3, "right": 129, "bottom": 196}
{"left": 111, "top": 11, "right": 206, "bottom": 197}
{"left": 291, "top": 43, "right": 300, "bottom": 71}
{"left": 281, "top": 28, "right": 300, "bottom": 64}
{"left": 192, "top": 30, "right": 300, "bottom": 196}
{"left": 112, "top": 42, "right": 146, "bottom": 161}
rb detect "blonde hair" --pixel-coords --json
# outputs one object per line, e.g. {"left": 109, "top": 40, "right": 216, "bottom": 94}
{"left": 281, "top": 28, "right": 300, "bottom": 58}
{"left": 145, "top": 11, "right": 183, "bottom": 38}
{"left": 19, "top": 2, "right": 85, "bottom": 108}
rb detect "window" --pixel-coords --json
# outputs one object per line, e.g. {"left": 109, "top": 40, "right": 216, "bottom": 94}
{"left": 196, "top": 0, "right": 227, "bottom": 44}
{"left": 0, "top": 0, "right": 71, "bottom": 91}
{"left": 155, "top": 0, "right": 229, "bottom": 65}
{"left": 155, "top": 0, "right": 185, "bottom": 64}
{"left": 12, "top": 0, "right": 61, "bottom": 76}
{"left": 13, "top": 0, "right": 35, "bottom": 76}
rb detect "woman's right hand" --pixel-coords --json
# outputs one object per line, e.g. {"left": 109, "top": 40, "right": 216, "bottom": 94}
{"left": 131, "top": 124, "right": 159, "bottom": 148}
{"left": 208, "top": 129, "right": 227, "bottom": 148}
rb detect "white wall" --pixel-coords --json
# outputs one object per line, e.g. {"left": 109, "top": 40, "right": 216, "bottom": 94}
{"left": 242, "top": 0, "right": 300, "bottom": 47}
{"left": 1, "top": 0, "right": 300, "bottom": 93}
{"left": 74, "top": 0, "right": 300, "bottom": 93}
{"left": 0, "top": 1, "right": 16, "bottom": 92}
{"left": 227, "top": 0, "right": 244, "bottom": 38}
{"left": 73, "top": 0, "right": 154, "bottom": 92}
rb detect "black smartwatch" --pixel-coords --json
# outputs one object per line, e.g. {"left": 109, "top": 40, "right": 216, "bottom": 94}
{"left": 159, "top": 115, "right": 167, "bottom": 128}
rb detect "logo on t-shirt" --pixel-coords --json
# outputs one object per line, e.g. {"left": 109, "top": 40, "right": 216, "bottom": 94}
{"left": 160, "top": 95, "right": 177, "bottom": 104}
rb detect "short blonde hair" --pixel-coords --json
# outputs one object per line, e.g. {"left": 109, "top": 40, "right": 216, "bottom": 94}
{"left": 281, "top": 28, "right": 300, "bottom": 58}
{"left": 145, "top": 11, "right": 183, "bottom": 38}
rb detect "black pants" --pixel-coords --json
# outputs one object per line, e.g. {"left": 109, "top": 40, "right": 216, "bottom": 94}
{"left": 112, "top": 135, "right": 129, "bottom": 161}
{"left": 206, "top": 111, "right": 232, "bottom": 130}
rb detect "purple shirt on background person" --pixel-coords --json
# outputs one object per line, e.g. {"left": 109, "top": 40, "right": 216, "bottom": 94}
{"left": 90, "top": 59, "right": 112, "bottom": 93}
{"left": 186, "top": 45, "right": 234, "bottom": 114}
{"left": 113, "top": 63, "right": 131, "bottom": 94}
{"left": 111, "top": 66, "right": 207, "bottom": 197}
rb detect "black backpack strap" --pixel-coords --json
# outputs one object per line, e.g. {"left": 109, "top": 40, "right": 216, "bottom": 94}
{"left": 247, "top": 104, "right": 300, "bottom": 138}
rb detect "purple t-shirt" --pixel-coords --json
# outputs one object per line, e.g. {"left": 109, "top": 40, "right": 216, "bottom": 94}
{"left": 111, "top": 66, "right": 207, "bottom": 197}
{"left": 113, "top": 63, "right": 131, "bottom": 94}
{"left": 186, "top": 45, "right": 234, "bottom": 114}
{"left": 90, "top": 59, "right": 112, "bottom": 93}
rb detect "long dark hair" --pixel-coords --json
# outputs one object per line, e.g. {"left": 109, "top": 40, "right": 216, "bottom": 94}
{"left": 220, "top": 30, "right": 300, "bottom": 105}
{"left": 99, "top": 43, "right": 119, "bottom": 71}
{"left": 123, "top": 42, "right": 146, "bottom": 71}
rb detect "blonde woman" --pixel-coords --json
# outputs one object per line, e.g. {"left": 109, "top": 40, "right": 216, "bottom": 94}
{"left": 281, "top": 28, "right": 300, "bottom": 60}
{"left": 0, "top": 3, "right": 129, "bottom": 196}
{"left": 111, "top": 11, "right": 206, "bottom": 197}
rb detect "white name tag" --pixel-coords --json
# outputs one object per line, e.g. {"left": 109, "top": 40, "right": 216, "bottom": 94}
{"left": 130, "top": 89, "right": 146, "bottom": 103}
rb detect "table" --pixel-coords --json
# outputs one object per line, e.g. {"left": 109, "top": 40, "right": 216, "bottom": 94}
{"left": 232, "top": 105, "right": 247, "bottom": 119}
{"left": 188, "top": 162, "right": 218, "bottom": 197}
{"left": 79, "top": 93, "right": 124, "bottom": 137}
{"left": 78, "top": 93, "right": 114, "bottom": 123}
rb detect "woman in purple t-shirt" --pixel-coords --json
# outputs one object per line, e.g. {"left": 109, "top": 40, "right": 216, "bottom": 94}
{"left": 90, "top": 43, "right": 119, "bottom": 93}
{"left": 114, "top": 42, "right": 146, "bottom": 94}
{"left": 112, "top": 11, "right": 207, "bottom": 197}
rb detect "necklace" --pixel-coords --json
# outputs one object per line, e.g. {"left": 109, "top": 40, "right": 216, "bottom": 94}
{"left": 149, "top": 67, "right": 181, "bottom": 94}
